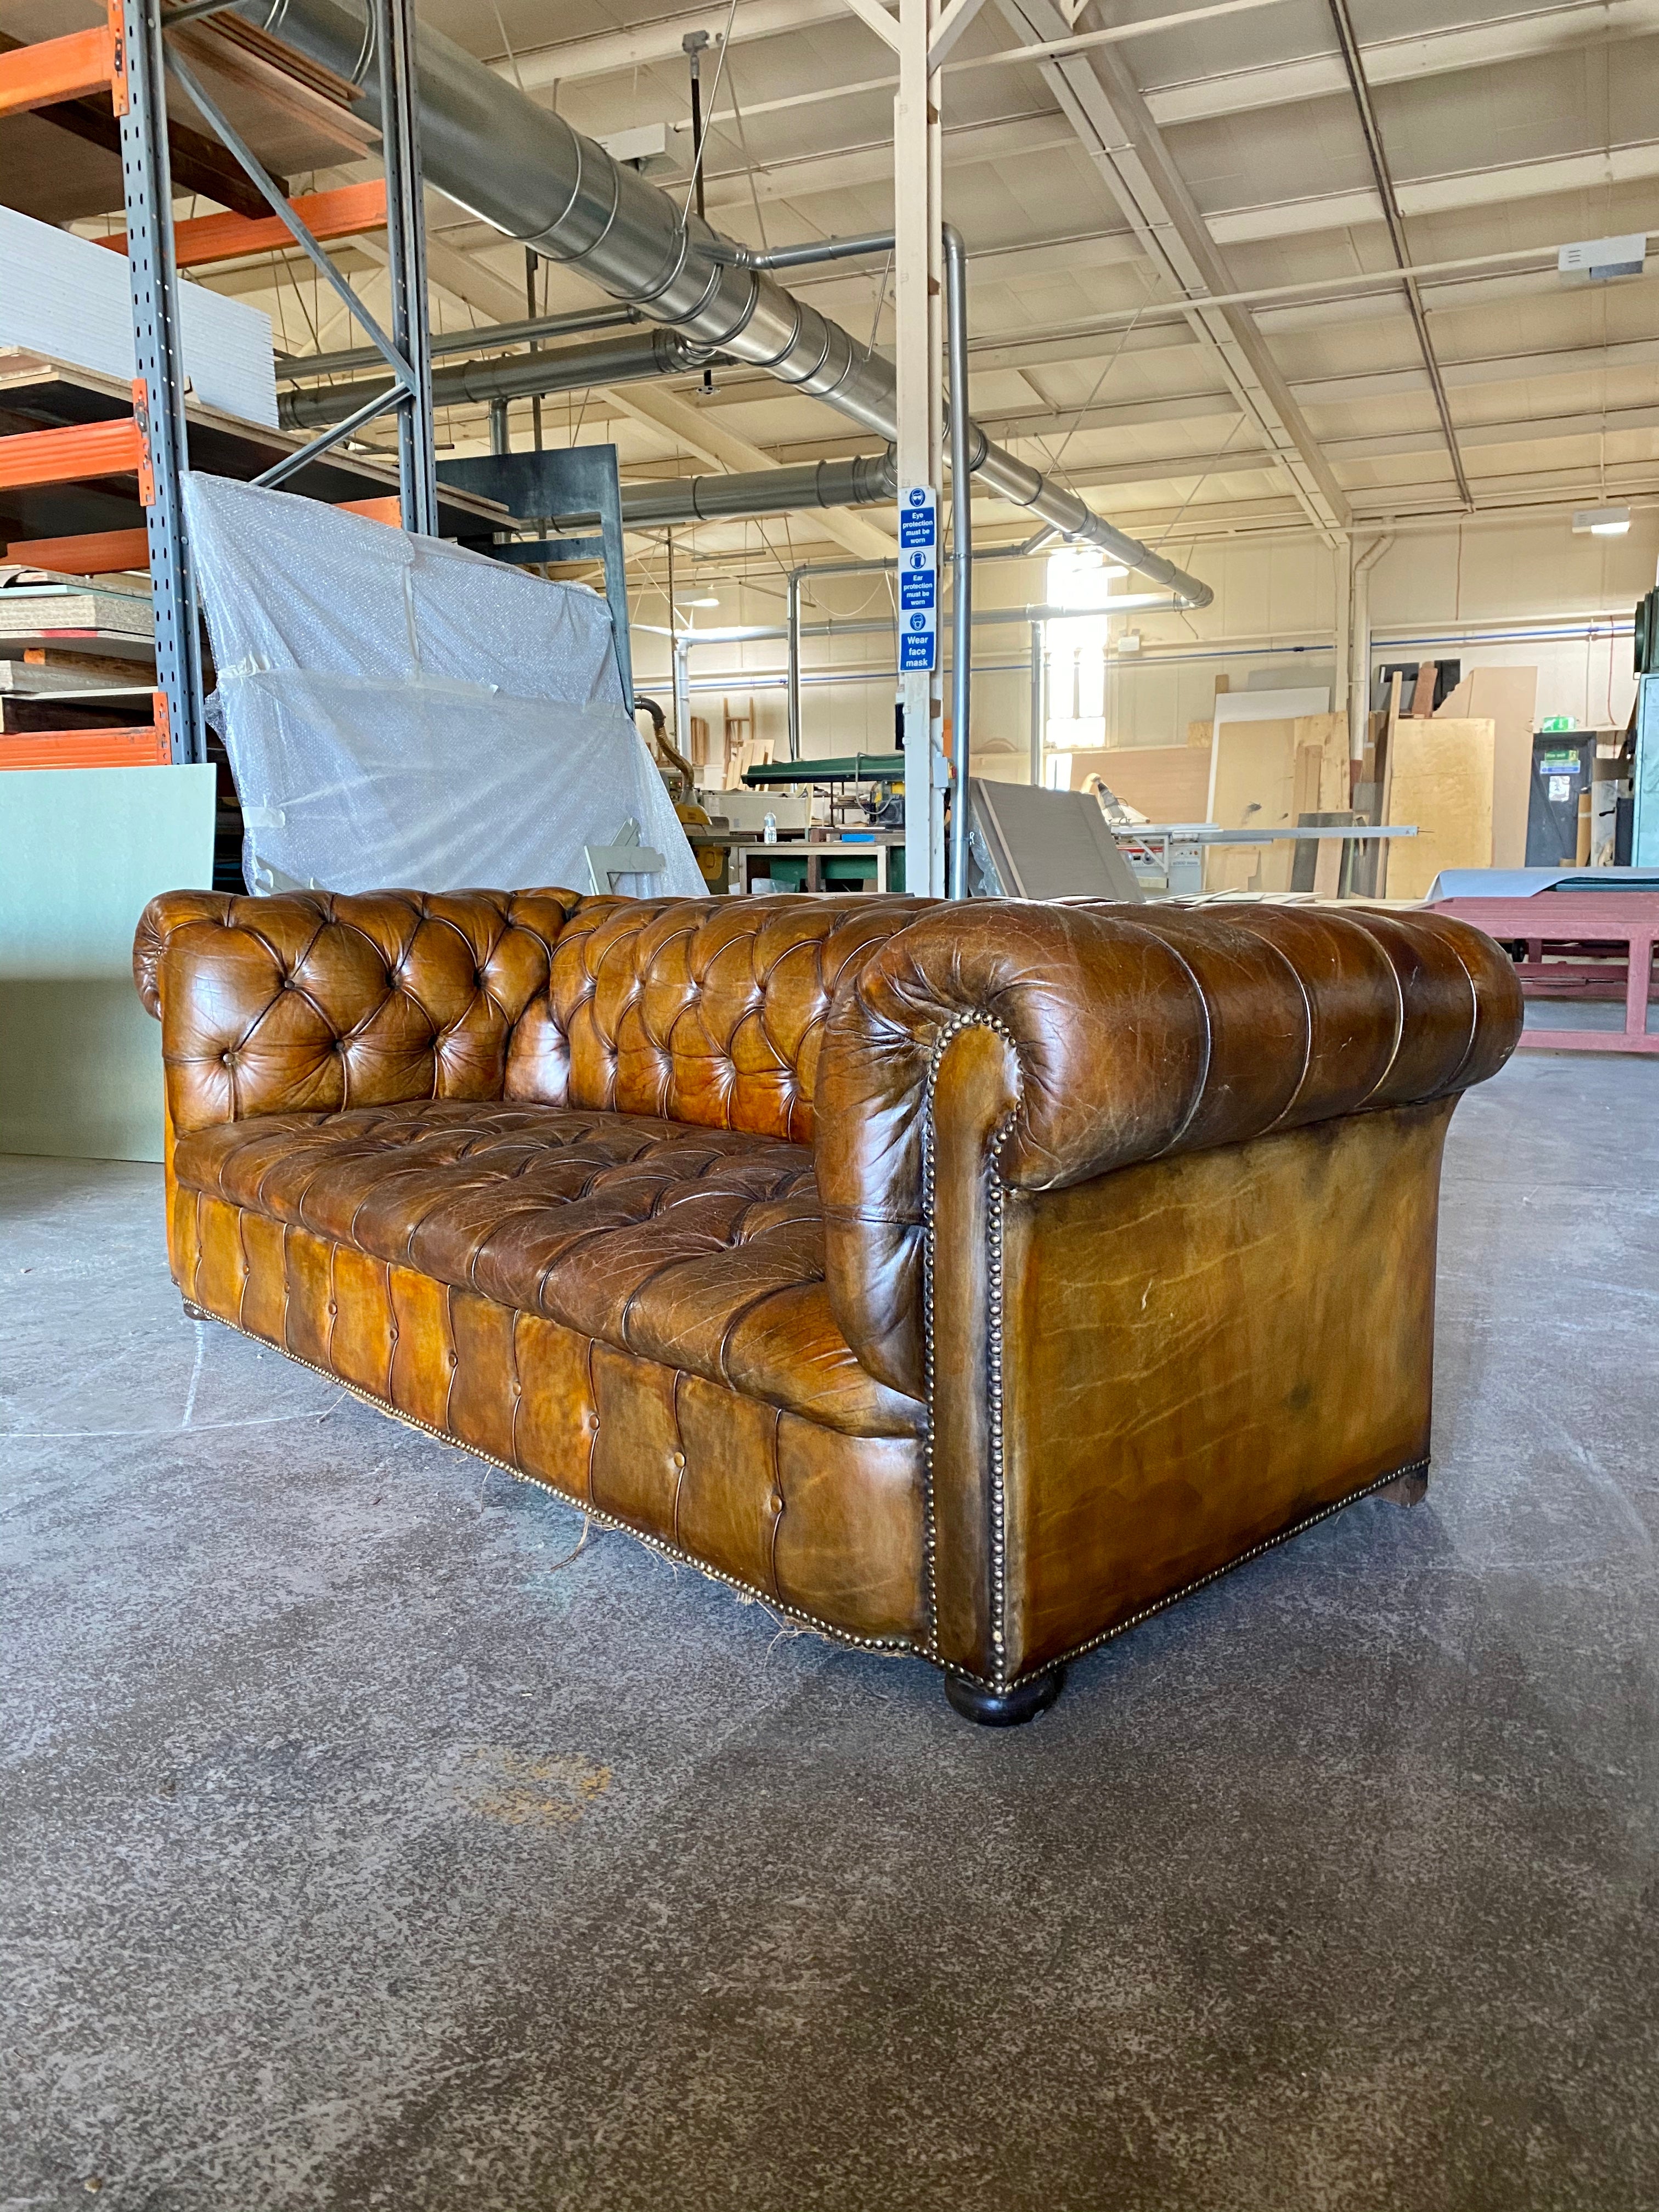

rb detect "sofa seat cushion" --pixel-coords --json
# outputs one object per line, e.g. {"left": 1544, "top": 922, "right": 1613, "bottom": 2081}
{"left": 173, "top": 1101, "right": 923, "bottom": 1439}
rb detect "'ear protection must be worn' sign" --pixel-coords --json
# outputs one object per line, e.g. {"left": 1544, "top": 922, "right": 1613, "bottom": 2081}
{"left": 899, "top": 484, "right": 937, "bottom": 672}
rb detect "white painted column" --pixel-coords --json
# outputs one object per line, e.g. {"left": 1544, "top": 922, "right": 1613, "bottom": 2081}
{"left": 1332, "top": 534, "right": 1351, "bottom": 734}
{"left": 895, "top": 0, "right": 945, "bottom": 896}
{"left": 1348, "top": 534, "right": 1393, "bottom": 761}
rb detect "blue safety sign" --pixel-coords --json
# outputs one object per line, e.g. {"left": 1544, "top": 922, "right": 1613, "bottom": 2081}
{"left": 899, "top": 553, "right": 935, "bottom": 611}
{"left": 898, "top": 486, "right": 938, "bottom": 669}
{"left": 899, "top": 484, "right": 937, "bottom": 549}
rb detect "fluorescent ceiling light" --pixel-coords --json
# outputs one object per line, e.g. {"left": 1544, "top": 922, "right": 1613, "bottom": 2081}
{"left": 1572, "top": 506, "right": 1632, "bottom": 536}
{"left": 685, "top": 595, "right": 721, "bottom": 607}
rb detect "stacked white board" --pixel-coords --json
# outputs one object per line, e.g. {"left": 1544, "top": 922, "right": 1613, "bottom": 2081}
{"left": 0, "top": 204, "right": 278, "bottom": 429}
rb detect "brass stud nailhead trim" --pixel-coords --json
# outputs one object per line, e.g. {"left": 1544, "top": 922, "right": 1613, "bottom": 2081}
{"left": 921, "top": 1009, "right": 1020, "bottom": 1684}
{"left": 1015, "top": 1455, "right": 1434, "bottom": 1683}
{"left": 179, "top": 1293, "right": 1430, "bottom": 1699}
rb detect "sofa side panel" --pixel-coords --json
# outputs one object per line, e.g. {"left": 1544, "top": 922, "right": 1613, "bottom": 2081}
{"left": 816, "top": 901, "right": 1521, "bottom": 1401}
{"left": 1000, "top": 1099, "right": 1454, "bottom": 1678}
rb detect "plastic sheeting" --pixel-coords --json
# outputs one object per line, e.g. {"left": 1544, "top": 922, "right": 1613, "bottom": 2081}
{"left": 1426, "top": 867, "right": 1659, "bottom": 900}
{"left": 182, "top": 473, "right": 702, "bottom": 899}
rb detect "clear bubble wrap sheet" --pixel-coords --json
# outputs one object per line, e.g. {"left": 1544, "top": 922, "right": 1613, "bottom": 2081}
{"left": 183, "top": 475, "right": 702, "bottom": 899}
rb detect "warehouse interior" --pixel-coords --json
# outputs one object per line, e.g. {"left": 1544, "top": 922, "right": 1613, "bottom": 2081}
{"left": 3, "top": 1, "right": 1657, "bottom": 2206}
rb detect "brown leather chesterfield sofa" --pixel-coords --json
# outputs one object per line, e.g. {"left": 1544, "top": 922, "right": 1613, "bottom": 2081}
{"left": 134, "top": 888, "right": 1521, "bottom": 1724}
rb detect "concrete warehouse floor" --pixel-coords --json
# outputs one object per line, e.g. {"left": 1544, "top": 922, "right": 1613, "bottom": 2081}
{"left": 3, "top": 1041, "right": 1657, "bottom": 2212}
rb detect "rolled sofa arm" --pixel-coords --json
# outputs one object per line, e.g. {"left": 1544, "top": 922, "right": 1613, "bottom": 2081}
{"left": 133, "top": 888, "right": 578, "bottom": 1135}
{"left": 816, "top": 899, "right": 1523, "bottom": 1401}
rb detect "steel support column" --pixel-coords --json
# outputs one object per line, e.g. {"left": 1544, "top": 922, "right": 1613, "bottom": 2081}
{"left": 1349, "top": 533, "right": 1392, "bottom": 761}
{"left": 120, "top": 0, "right": 204, "bottom": 763}
{"left": 896, "top": 0, "right": 946, "bottom": 896}
{"left": 372, "top": 0, "right": 437, "bottom": 534}
{"left": 944, "top": 221, "right": 973, "bottom": 899}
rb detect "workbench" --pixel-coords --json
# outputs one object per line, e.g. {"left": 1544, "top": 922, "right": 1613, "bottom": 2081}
{"left": 1431, "top": 890, "right": 1659, "bottom": 1056}
{"left": 683, "top": 828, "right": 905, "bottom": 894}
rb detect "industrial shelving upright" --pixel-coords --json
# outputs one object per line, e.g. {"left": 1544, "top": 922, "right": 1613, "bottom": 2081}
{"left": 0, "top": 0, "right": 437, "bottom": 765}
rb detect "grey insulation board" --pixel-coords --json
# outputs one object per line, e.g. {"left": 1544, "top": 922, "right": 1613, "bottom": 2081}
{"left": 965, "top": 777, "right": 1146, "bottom": 902}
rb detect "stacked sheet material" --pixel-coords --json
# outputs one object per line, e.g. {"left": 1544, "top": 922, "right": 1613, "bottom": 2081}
{"left": 0, "top": 204, "right": 277, "bottom": 428}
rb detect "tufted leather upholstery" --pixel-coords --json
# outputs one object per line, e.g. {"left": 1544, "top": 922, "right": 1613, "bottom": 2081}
{"left": 136, "top": 884, "right": 1522, "bottom": 1706}
{"left": 134, "top": 888, "right": 580, "bottom": 1133}
{"left": 136, "top": 887, "right": 929, "bottom": 1145}
{"left": 509, "top": 893, "right": 926, "bottom": 1139}
{"left": 171, "top": 1101, "right": 922, "bottom": 1438}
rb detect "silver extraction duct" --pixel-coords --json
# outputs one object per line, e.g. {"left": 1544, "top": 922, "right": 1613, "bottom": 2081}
{"left": 280, "top": 328, "right": 713, "bottom": 430}
{"left": 622, "top": 454, "right": 899, "bottom": 531}
{"left": 276, "top": 304, "right": 641, "bottom": 383}
{"left": 235, "top": 0, "right": 1212, "bottom": 609}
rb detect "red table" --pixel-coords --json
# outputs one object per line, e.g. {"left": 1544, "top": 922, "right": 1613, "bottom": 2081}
{"left": 1431, "top": 892, "right": 1659, "bottom": 1057}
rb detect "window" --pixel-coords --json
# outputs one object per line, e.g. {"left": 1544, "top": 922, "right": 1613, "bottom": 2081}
{"left": 1043, "top": 549, "right": 1126, "bottom": 762}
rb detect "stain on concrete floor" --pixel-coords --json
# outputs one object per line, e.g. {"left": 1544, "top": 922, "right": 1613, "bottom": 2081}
{"left": 2, "top": 1047, "right": 1656, "bottom": 2211}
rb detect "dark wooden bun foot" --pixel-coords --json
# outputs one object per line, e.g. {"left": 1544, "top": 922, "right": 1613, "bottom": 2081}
{"left": 944, "top": 1666, "right": 1066, "bottom": 1727}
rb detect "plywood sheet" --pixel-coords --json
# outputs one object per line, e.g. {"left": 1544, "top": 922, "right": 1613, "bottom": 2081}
{"left": 1073, "top": 744, "right": 1211, "bottom": 821}
{"left": 1208, "top": 717, "right": 1295, "bottom": 890}
{"left": 1436, "top": 666, "right": 1537, "bottom": 867}
{"left": 1382, "top": 718, "right": 1495, "bottom": 901}
{"left": 1206, "top": 713, "right": 1350, "bottom": 891}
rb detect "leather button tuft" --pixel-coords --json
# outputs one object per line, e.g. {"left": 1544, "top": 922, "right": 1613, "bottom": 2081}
{"left": 672, "top": 1451, "right": 686, "bottom": 1469}
{"left": 770, "top": 1492, "right": 784, "bottom": 1514}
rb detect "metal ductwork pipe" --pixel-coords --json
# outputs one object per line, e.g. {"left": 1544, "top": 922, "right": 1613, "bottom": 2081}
{"left": 279, "top": 328, "right": 708, "bottom": 430}
{"left": 235, "top": 0, "right": 1212, "bottom": 609}
{"left": 276, "top": 304, "right": 642, "bottom": 383}
{"left": 622, "top": 453, "right": 898, "bottom": 531}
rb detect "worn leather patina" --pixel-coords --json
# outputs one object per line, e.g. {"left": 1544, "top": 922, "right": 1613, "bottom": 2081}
{"left": 135, "top": 887, "right": 1521, "bottom": 1698}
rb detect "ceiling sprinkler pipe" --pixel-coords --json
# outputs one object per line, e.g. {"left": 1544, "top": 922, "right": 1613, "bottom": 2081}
{"left": 230, "top": 0, "right": 1212, "bottom": 608}
{"left": 618, "top": 456, "right": 1205, "bottom": 607}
